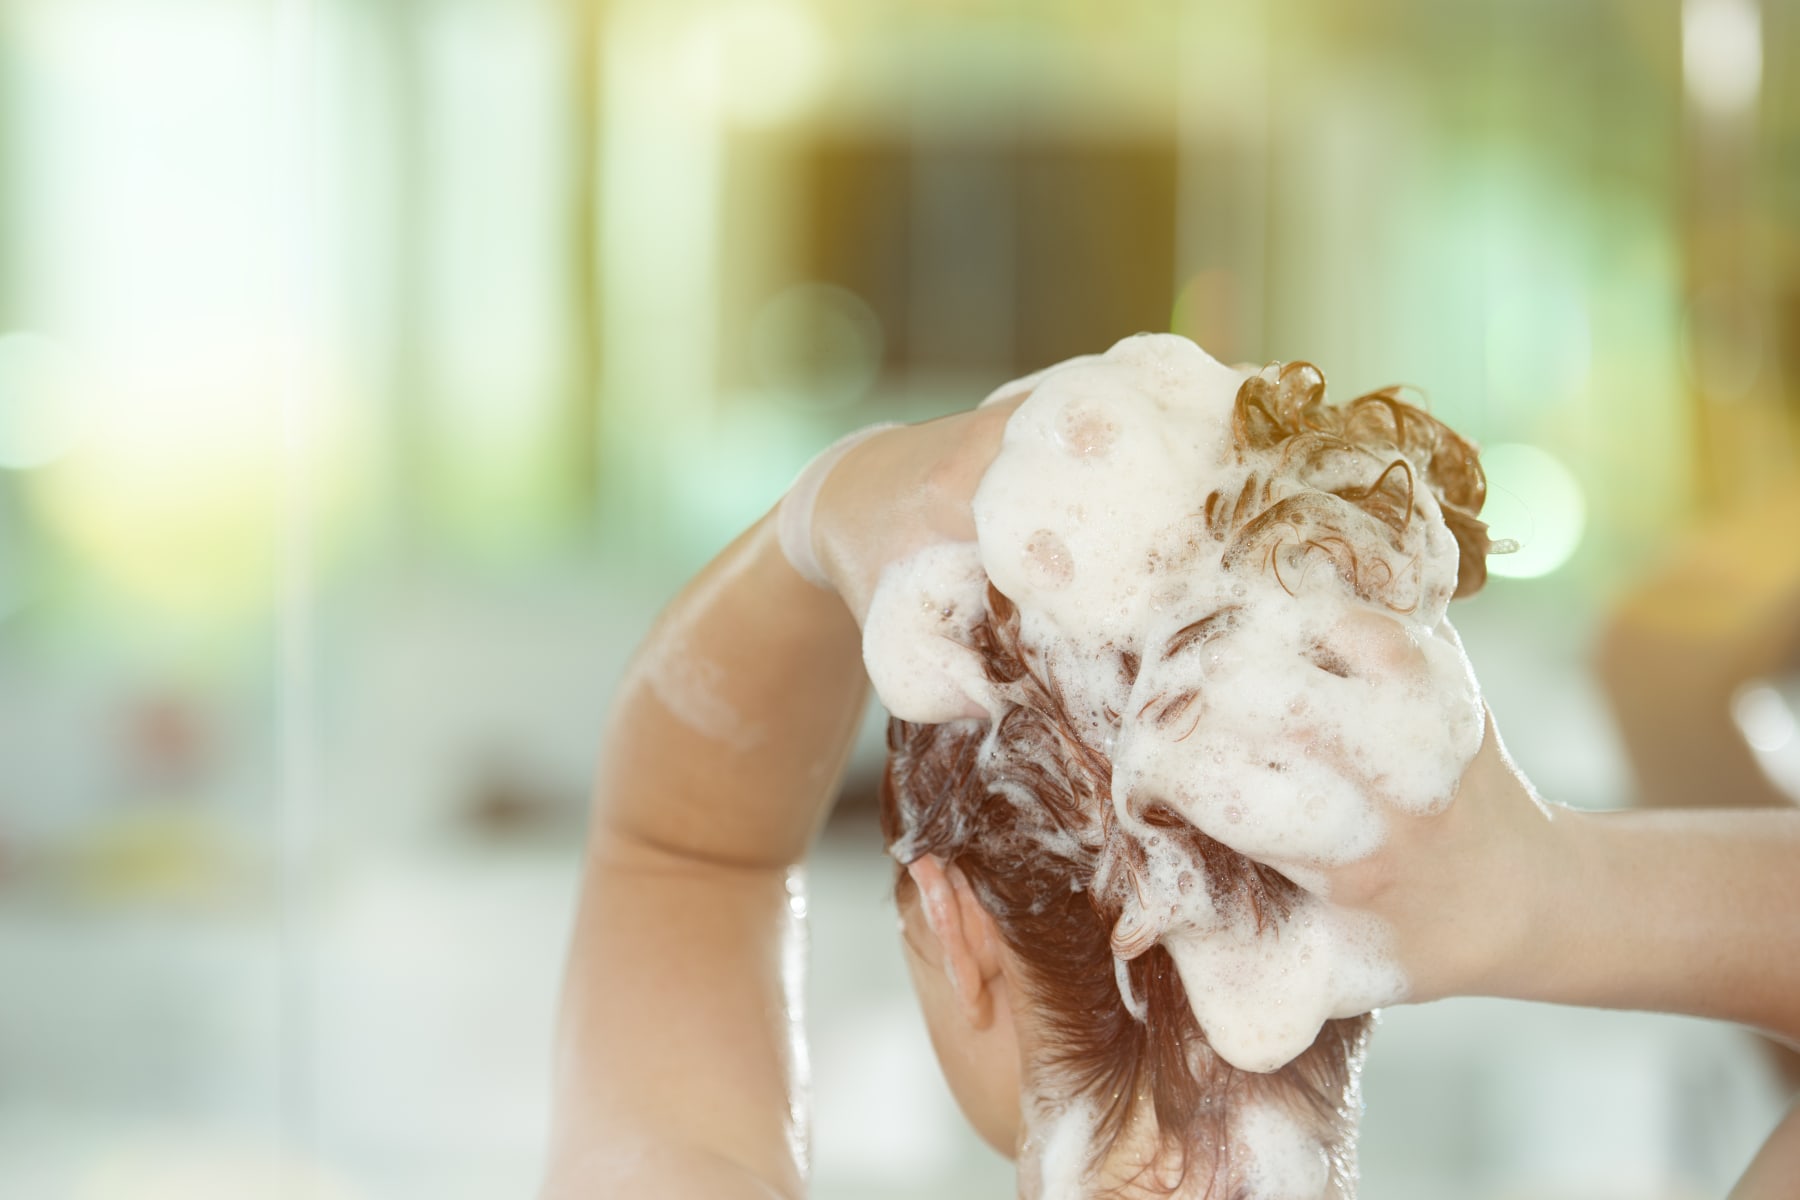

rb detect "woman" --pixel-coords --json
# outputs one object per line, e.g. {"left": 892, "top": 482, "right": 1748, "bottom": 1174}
{"left": 539, "top": 343, "right": 1800, "bottom": 1198}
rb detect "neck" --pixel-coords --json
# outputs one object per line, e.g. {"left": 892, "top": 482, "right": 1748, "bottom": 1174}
{"left": 1011, "top": 1077, "right": 1349, "bottom": 1200}
{"left": 1013, "top": 1082, "right": 1205, "bottom": 1200}
{"left": 999, "top": 976, "right": 1357, "bottom": 1200}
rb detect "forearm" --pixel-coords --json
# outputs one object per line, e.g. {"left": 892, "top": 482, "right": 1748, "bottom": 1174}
{"left": 545, "top": 513, "right": 868, "bottom": 1198}
{"left": 1500, "top": 807, "right": 1800, "bottom": 1046}
{"left": 1366, "top": 721, "right": 1800, "bottom": 1042}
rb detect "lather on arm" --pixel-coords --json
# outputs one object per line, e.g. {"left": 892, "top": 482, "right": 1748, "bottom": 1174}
{"left": 540, "top": 402, "right": 1019, "bottom": 1199}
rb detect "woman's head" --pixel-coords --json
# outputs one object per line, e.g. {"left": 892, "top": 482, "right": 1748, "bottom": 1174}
{"left": 877, "top": 362, "right": 1491, "bottom": 1198}
{"left": 882, "top": 590, "right": 1373, "bottom": 1197}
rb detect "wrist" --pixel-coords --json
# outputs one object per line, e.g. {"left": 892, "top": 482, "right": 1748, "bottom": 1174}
{"left": 1466, "top": 798, "right": 1589, "bottom": 1005}
{"left": 1383, "top": 718, "right": 1574, "bottom": 1005}
{"left": 776, "top": 422, "right": 900, "bottom": 592}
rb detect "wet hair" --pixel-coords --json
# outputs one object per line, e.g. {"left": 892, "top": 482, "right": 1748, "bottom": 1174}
{"left": 879, "top": 364, "right": 1491, "bottom": 1197}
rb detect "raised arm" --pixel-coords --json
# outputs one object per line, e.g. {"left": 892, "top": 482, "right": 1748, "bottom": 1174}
{"left": 540, "top": 515, "right": 866, "bottom": 1200}
{"left": 540, "top": 401, "right": 1020, "bottom": 1199}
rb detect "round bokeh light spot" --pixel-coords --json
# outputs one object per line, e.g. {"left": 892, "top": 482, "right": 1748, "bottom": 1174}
{"left": 1479, "top": 442, "right": 1586, "bottom": 580}
{"left": 749, "top": 282, "right": 884, "bottom": 409}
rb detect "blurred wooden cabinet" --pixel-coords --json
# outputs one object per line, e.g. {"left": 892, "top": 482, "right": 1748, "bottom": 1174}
{"left": 792, "top": 135, "right": 1178, "bottom": 377}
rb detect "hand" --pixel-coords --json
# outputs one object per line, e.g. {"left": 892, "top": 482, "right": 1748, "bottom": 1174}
{"left": 1208, "top": 610, "right": 1563, "bottom": 1006}
{"left": 1317, "top": 707, "right": 1566, "bottom": 1005}
{"left": 807, "top": 397, "right": 1025, "bottom": 624}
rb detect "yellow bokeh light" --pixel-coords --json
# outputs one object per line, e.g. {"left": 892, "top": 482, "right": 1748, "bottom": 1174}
{"left": 77, "top": 1129, "right": 368, "bottom": 1200}
{"left": 678, "top": 0, "right": 828, "bottom": 127}
{"left": 1480, "top": 442, "right": 1587, "bottom": 580}
{"left": 1683, "top": 0, "right": 1762, "bottom": 116}
{"left": 23, "top": 342, "right": 338, "bottom": 625}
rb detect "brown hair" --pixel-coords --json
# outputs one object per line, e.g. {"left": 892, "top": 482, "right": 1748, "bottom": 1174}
{"left": 879, "top": 364, "right": 1491, "bottom": 1197}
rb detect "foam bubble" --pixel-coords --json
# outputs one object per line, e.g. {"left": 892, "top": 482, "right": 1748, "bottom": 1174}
{"left": 1022, "top": 529, "right": 1076, "bottom": 590}
{"left": 1163, "top": 897, "right": 1404, "bottom": 1074}
{"left": 1055, "top": 401, "right": 1121, "bottom": 458}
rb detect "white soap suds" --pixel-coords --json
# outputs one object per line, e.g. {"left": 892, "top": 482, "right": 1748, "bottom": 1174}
{"left": 1232, "top": 1104, "right": 1331, "bottom": 1200}
{"left": 642, "top": 636, "right": 767, "bottom": 750}
{"left": 863, "top": 332, "right": 1484, "bottom": 1074}
{"left": 1161, "top": 897, "right": 1402, "bottom": 1075}
{"left": 862, "top": 541, "right": 999, "bottom": 724}
{"left": 1017, "top": 1098, "right": 1100, "bottom": 1200}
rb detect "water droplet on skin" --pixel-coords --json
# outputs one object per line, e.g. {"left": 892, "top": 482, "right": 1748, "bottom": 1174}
{"left": 1021, "top": 529, "right": 1075, "bottom": 590}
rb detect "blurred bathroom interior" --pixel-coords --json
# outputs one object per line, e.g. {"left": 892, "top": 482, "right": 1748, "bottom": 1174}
{"left": 0, "top": 1, "right": 1797, "bottom": 1197}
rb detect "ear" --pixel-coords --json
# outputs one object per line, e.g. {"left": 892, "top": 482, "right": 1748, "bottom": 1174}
{"left": 906, "top": 856, "right": 1006, "bottom": 1030}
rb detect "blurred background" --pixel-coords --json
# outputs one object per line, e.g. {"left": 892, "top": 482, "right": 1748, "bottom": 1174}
{"left": 1, "top": 0, "right": 1797, "bottom": 1197}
